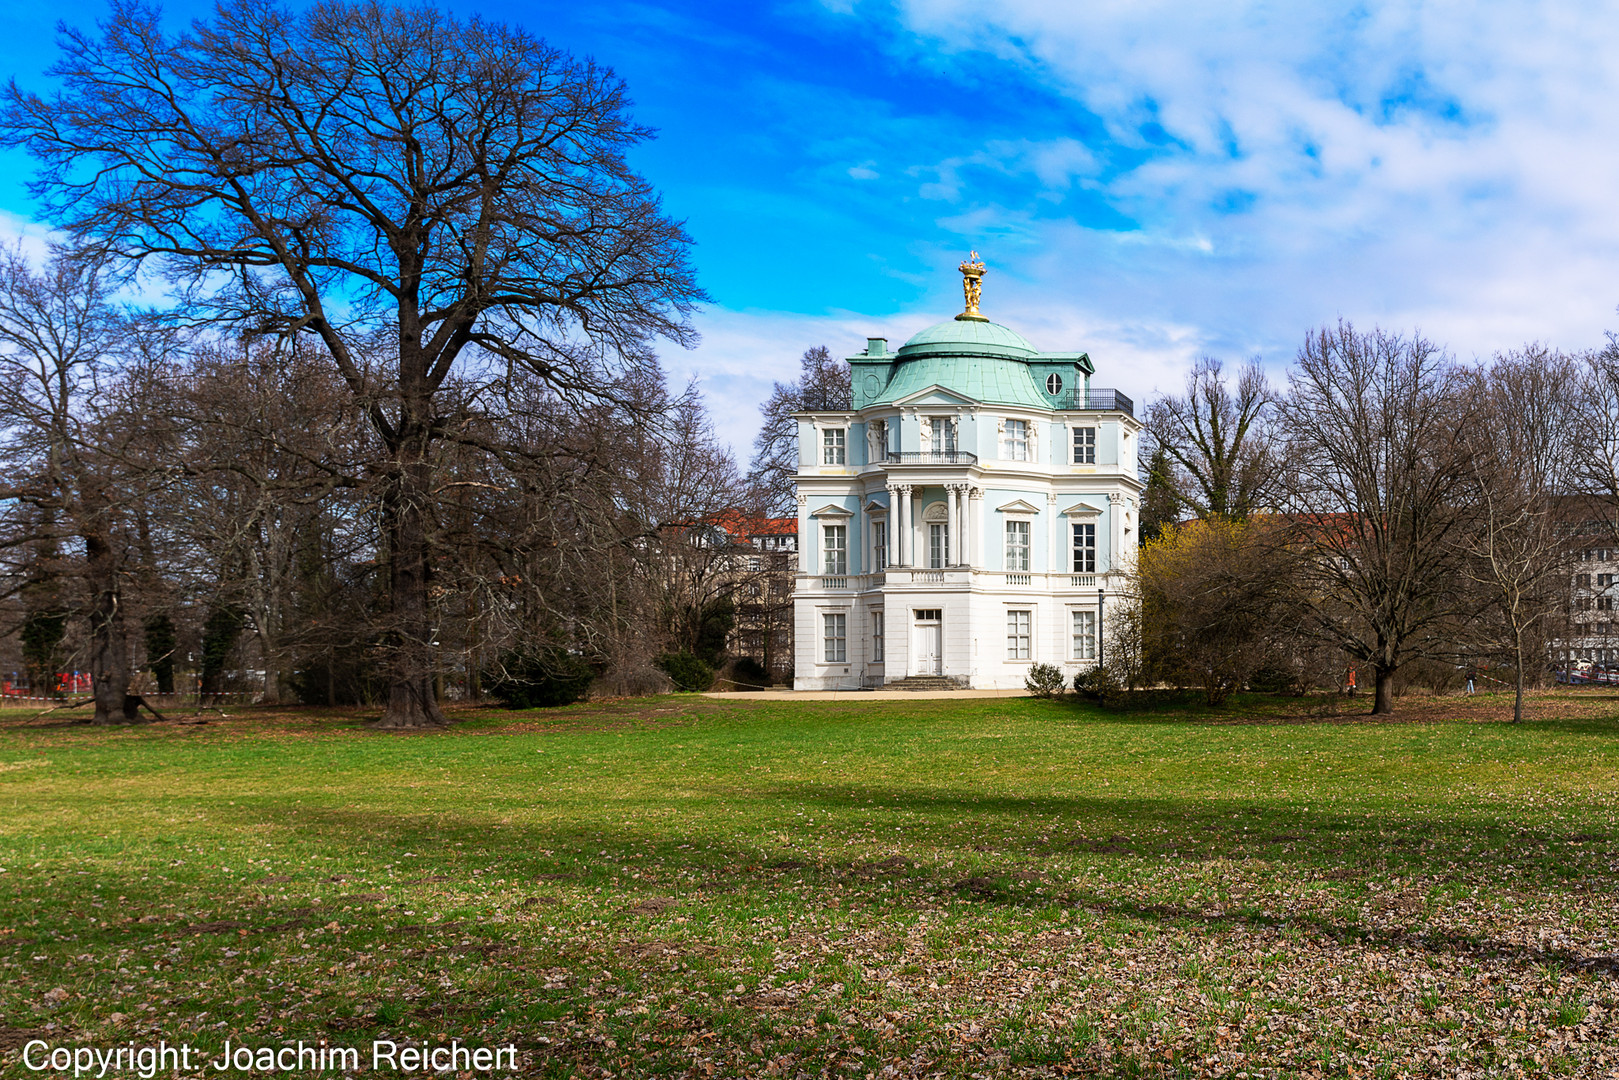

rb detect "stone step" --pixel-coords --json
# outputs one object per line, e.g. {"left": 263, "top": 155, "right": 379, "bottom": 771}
{"left": 883, "top": 676, "right": 961, "bottom": 691}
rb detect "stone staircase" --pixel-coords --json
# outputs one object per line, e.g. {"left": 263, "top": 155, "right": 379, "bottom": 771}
{"left": 882, "top": 675, "right": 962, "bottom": 692}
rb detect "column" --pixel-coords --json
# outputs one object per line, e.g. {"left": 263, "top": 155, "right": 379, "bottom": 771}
{"left": 1047, "top": 493, "right": 1059, "bottom": 574}
{"left": 886, "top": 486, "right": 900, "bottom": 567}
{"left": 1108, "top": 492, "right": 1125, "bottom": 575}
{"left": 968, "top": 487, "right": 982, "bottom": 568}
{"left": 899, "top": 485, "right": 913, "bottom": 566}
{"left": 946, "top": 484, "right": 959, "bottom": 567}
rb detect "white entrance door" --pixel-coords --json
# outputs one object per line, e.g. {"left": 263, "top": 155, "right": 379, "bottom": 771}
{"left": 913, "top": 616, "right": 942, "bottom": 675}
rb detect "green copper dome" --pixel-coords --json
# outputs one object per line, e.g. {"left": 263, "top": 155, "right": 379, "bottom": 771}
{"left": 897, "top": 319, "right": 1036, "bottom": 358}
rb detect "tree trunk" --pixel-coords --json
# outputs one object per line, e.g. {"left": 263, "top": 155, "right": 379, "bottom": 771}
{"left": 85, "top": 530, "right": 137, "bottom": 724}
{"left": 1513, "top": 639, "right": 1525, "bottom": 724}
{"left": 376, "top": 420, "right": 446, "bottom": 729}
{"left": 1372, "top": 667, "right": 1396, "bottom": 715}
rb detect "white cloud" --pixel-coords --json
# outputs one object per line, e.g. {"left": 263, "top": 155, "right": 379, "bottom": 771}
{"left": 836, "top": 0, "right": 1619, "bottom": 374}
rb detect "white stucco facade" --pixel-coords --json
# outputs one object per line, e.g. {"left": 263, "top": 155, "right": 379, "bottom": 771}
{"left": 792, "top": 300, "right": 1143, "bottom": 690}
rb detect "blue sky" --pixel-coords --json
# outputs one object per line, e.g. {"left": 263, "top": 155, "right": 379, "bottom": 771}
{"left": 3, "top": 0, "right": 1617, "bottom": 457}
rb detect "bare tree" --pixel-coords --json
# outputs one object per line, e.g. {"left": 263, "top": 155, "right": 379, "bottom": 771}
{"left": 3, "top": 0, "right": 703, "bottom": 727}
{"left": 1136, "top": 515, "right": 1302, "bottom": 704}
{"left": 1455, "top": 347, "right": 1580, "bottom": 722}
{"left": 749, "top": 346, "right": 850, "bottom": 515}
{"left": 0, "top": 245, "right": 156, "bottom": 723}
{"left": 1279, "top": 323, "right": 1477, "bottom": 715}
{"left": 1146, "top": 356, "right": 1279, "bottom": 519}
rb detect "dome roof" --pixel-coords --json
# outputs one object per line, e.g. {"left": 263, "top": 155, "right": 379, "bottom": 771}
{"left": 898, "top": 318, "right": 1036, "bottom": 358}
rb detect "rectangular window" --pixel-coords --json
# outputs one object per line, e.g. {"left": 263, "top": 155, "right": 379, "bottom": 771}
{"left": 1003, "top": 419, "right": 1030, "bottom": 461}
{"left": 872, "top": 520, "right": 888, "bottom": 570}
{"left": 823, "top": 524, "right": 847, "bottom": 575}
{"left": 822, "top": 427, "right": 846, "bottom": 465}
{"left": 1072, "top": 610, "right": 1097, "bottom": 660}
{"left": 1601, "top": 597, "right": 1614, "bottom": 611}
{"left": 1006, "top": 610, "right": 1032, "bottom": 660}
{"left": 1601, "top": 573, "right": 1614, "bottom": 588}
{"left": 1072, "top": 523, "right": 1097, "bottom": 573}
{"left": 1005, "top": 520, "right": 1031, "bottom": 572}
{"left": 1579, "top": 574, "right": 1593, "bottom": 588}
{"left": 930, "top": 417, "right": 957, "bottom": 454}
{"left": 871, "top": 419, "right": 887, "bottom": 459}
{"left": 823, "top": 613, "right": 847, "bottom": 663}
{"left": 1072, "top": 426, "right": 1096, "bottom": 464}
{"left": 872, "top": 610, "right": 885, "bottom": 662}
{"left": 929, "top": 522, "right": 949, "bottom": 568}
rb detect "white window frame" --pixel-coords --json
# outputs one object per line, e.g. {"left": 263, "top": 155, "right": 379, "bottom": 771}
{"left": 1006, "top": 609, "right": 1032, "bottom": 660}
{"left": 823, "top": 612, "right": 847, "bottom": 664}
{"left": 1073, "top": 522, "right": 1097, "bottom": 574}
{"left": 872, "top": 519, "right": 888, "bottom": 571}
{"left": 1003, "top": 418, "right": 1030, "bottom": 461}
{"left": 929, "top": 416, "right": 957, "bottom": 454}
{"left": 1005, "top": 520, "right": 1031, "bottom": 572}
{"left": 872, "top": 609, "right": 885, "bottom": 662}
{"left": 1072, "top": 425, "right": 1096, "bottom": 465}
{"left": 822, "top": 427, "right": 846, "bottom": 465}
{"left": 1071, "top": 609, "right": 1097, "bottom": 660}
{"left": 823, "top": 524, "right": 847, "bottom": 575}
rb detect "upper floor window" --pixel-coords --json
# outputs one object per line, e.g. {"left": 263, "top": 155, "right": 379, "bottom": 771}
{"left": 822, "top": 427, "right": 846, "bottom": 465}
{"left": 872, "top": 520, "right": 889, "bottom": 571}
{"left": 929, "top": 417, "right": 957, "bottom": 454}
{"left": 1579, "top": 573, "right": 1595, "bottom": 588}
{"left": 1046, "top": 373, "right": 1064, "bottom": 395}
{"left": 1601, "top": 573, "right": 1614, "bottom": 588}
{"left": 823, "top": 524, "right": 847, "bottom": 575}
{"left": 1005, "top": 520, "right": 1031, "bottom": 572}
{"left": 1003, "top": 419, "right": 1030, "bottom": 461}
{"left": 928, "top": 522, "right": 949, "bottom": 569}
{"left": 1073, "top": 522, "right": 1097, "bottom": 574}
{"left": 1072, "top": 426, "right": 1096, "bottom": 465}
{"left": 871, "top": 419, "right": 888, "bottom": 460}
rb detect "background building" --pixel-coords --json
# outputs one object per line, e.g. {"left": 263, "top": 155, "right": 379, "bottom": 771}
{"left": 792, "top": 256, "right": 1143, "bottom": 690}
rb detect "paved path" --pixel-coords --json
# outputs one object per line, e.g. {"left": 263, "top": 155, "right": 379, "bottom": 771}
{"left": 701, "top": 688, "right": 1031, "bottom": 701}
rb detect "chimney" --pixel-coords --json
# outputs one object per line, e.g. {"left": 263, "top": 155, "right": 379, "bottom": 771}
{"left": 866, "top": 337, "right": 888, "bottom": 357}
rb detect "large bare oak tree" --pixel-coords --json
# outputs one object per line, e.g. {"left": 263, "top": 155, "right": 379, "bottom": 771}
{"left": 2, "top": 0, "right": 703, "bottom": 727}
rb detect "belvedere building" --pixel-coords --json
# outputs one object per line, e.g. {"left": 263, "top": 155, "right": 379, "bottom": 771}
{"left": 792, "top": 255, "right": 1143, "bottom": 690}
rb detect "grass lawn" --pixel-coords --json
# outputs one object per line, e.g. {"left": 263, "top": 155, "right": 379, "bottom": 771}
{"left": 1, "top": 689, "right": 1617, "bottom": 1078}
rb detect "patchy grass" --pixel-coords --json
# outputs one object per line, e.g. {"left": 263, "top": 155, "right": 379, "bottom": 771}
{"left": 1, "top": 689, "right": 1618, "bottom": 1077}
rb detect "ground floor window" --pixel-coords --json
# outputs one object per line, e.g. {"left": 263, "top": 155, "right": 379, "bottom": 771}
{"left": 1071, "top": 609, "right": 1097, "bottom": 660}
{"left": 1006, "top": 610, "right": 1032, "bottom": 660}
{"left": 872, "top": 609, "right": 885, "bottom": 662}
{"left": 823, "top": 613, "right": 847, "bottom": 663}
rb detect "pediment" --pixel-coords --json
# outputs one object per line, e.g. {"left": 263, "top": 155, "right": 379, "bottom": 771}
{"left": 921, "top": 501, "right": 951, "bottom": 522}
{"left": 863, "top": 499, "right": 889, "bottom": 515}
{"left": 891, "top": 384, "right": 978, "bottom": 407}
{"left": 810, "top": 503, "right": 855, "bottom": 518}
{"left": 1062, "top": 501, "right": 1103, "bottom": 517}
{"left": 997, "top": 499, "right": 1042, "bottom": 515}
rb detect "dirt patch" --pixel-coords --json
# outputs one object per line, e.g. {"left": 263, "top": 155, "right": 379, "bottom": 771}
{"left": 0, "top": 1028, "right": 52, "bottom": 1052}
{"left": 1071, "top": 835, "right": 1134, "bottom": 854}
{"left": 180, "top": 920, "right": 246, "bottom": 935}
{"left": 954, "top": 876, "right": 1000, "bottom": 898}
{"left": 626, "top": 897, "right": 678, "bottom": 915}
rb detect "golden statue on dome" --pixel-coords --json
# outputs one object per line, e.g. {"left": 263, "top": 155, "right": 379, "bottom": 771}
{"left": 956, "top": 251, "right": 988, "bottom": 322}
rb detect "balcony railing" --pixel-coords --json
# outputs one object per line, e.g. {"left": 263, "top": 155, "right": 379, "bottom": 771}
{"left": 882, "top": 450, "right": 979, "bottom": 464}
{"left": 1060, "top": 388, "right": 1134, "bottom": 415}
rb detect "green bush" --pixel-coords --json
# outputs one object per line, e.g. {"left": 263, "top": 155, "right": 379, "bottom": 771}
{"left": 1075, "top": 664, "right": 1124, "bottom": 706}
{"left": 656, "top": 652, "right": 715, "bottom": 692}
{"left": 485, "top": 648, "right": 596, "bottom": 709}
{"left": 1024, "top": 662, "right": 1067, "bottom": 699}
{"left": 729, "top": 657, "right": 771, "bottom": 688}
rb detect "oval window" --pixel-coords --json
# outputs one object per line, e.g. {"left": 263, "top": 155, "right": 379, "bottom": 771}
{"left": 1046, "top": 373, "right": 1064, "bottom": 395}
